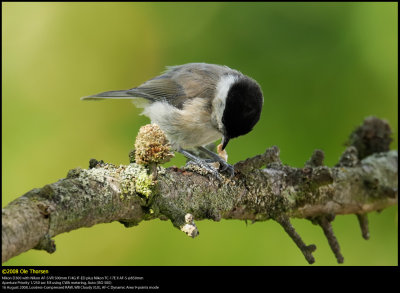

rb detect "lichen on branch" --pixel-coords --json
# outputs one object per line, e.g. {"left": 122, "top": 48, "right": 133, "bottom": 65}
{"left": 1, "top": 117, "right": 398, "bottom": 264}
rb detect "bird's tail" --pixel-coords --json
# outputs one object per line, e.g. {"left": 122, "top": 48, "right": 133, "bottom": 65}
{"left": 81, "top": 89, "right": 156, "bottom": 110}
{"left": 81, "top": 90, "right": 139, "bottom": 101}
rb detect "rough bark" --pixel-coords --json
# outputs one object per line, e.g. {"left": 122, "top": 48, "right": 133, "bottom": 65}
{"left": 2, "top": 117, "right": 398, "bottom": 264}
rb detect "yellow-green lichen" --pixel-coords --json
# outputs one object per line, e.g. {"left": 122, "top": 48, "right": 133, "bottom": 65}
{"left": 135, "top": 170, "right": 154, "bottom": 198}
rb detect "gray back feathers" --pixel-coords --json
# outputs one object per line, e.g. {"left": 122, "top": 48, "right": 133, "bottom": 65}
{"left": 82, "top": 63, "right": 242, "bottom": 109}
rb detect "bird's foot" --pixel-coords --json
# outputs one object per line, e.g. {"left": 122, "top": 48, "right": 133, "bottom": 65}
{"left": 197, "top": 146, "right": 235, "bottom": 178}
{"left": 185, "top": 160, "right": 221, "bottom": 179}
{"left": 218, "top": 160, "right": 235, "bottom": 178}
{"left": 179, "top": 149, "right": 222, "bottom": 179}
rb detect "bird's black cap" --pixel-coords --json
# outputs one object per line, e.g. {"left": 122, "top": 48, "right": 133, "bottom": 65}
{"left": 221, "top": 77, "right": 263, "bottom": 148}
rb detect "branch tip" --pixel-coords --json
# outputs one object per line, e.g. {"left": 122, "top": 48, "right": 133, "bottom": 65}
{"left": 275, "top": 215, "right": 316, "bottom": 264}
{"left": 305, "top": 149, "right": 325, "bottom": 167}
{"left": 314, "top": 215, "right": 344, "bottom": 264}
{"left": 336, "top": 146, "right": 359, "bottom": 167}
{"left": 356, "top": 214, "right": 370, "bottom": 240}
{"left": 180, "top": 213, "right": 199, "bottom": 238}
{"left": 347, "top": 116, "right": 392, "bottom": 160}
{"left": 234, "top": 145, "right": 281, "bottom": 174}
{"left": 88, "top": 158, "right": 105, "bottom": 169}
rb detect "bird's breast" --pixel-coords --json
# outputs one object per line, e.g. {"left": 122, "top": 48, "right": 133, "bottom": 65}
{"left": 142, "top": 99, "right": 222, "bottom": 150}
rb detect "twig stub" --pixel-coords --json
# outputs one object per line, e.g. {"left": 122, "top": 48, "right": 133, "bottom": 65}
{"left": 275, "top": 215, "right": 316, "bottom": 264}
{"left": 312, "top": 215, "right": 344, "bottom": 264}
{"left": 356, "top": 214, "right": 370, "bottom": 240}
{"left": 305, "top": 149, "right": 325, "bottom": 167}
{"left": 234, "top": 145, "right": 281, "bottom": 173}
{"left": 347, "top": 116, "right": 392, "bottom": 160}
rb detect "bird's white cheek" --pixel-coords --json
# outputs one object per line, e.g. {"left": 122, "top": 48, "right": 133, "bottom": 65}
{"left": 212, "top": 74, "right": 237, "bottom": 131}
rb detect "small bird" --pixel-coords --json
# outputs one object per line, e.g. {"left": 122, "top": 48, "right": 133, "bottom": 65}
{"left": 82, "top": 63, "right": 264, "bottom": 177}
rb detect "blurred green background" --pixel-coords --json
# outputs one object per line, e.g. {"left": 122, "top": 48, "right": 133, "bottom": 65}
{"left": 2, "top": 2, "right": 397, "bottom": 266}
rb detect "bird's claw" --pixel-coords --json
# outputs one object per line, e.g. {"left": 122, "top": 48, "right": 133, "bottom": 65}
{"left": 179, "top": 148, "right": 234, "bottom": 179}
{"left": 185, "top": 160, "right": 221, "bottom": 179}
{"left": 219, "top": 161, "right": 235, "bottom": 178}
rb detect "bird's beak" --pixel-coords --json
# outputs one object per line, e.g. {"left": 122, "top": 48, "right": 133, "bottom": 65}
{"left": 221, "top": 136, "right": 230, "bottom": 150}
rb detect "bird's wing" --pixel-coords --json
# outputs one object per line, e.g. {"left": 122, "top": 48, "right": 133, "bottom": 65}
{"left": 153, "top": 63, "right": 235, "bottom": 108}
{"left": 80, "top": 76, "right": 183, "bottom": 104}
{"left": 129, "top": 75, "right": 186, "bottom": 106}
{"left": 82, "top": 63, "right": 236, "bottom": 109}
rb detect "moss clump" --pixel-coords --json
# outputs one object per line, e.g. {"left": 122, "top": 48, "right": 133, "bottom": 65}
{"left": 134, "top": 124, "right": 174, "bottom": 165}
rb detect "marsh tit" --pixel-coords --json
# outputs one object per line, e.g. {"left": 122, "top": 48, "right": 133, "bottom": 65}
{"left": 82, "top": 63, "right": 264, "bottom": 176}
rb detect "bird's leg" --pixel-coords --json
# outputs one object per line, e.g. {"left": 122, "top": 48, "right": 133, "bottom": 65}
{"left": 178, "top": 148, "right": 221, "bottom": 178}
{"left": 197, "top": 146, "right": 235, "bottom": 177}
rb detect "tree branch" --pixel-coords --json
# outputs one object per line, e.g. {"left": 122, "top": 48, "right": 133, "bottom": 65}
{"left": 2, "top": 117, "right": 397, "bottom": 264}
